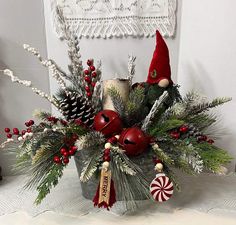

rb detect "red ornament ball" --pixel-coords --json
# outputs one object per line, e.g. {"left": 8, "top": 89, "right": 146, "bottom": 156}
{"left": 71, "top": 146, "right": 78, "bottom": 151}
{"left": 118, "top": 127, "right": 149, "bottom": 156}
{"left": 63, "top": 151, "right": 69, "bottom": 157}
{"left": 4, "top": 128, "right": 10, "bottom": 133}
{"left": 93, "top": 110, "right": 123, "bottom": 137}
{"left": 13, "top": 128, "right": 19, "bottom": 135}
{"left": 53, "top": 156, "right": 61, "bottom": 164}
{"left": 179, "top": 125, "right": 188, "bottom": 133}
{"left": 90, "top": 65, "right": 95, "bottom": 71}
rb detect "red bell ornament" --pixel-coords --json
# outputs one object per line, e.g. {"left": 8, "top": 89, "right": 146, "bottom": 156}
{"left": 93, "top": 110, "right": 123, "bottom": 137}
{"left": 118, "top": 127, "right": 149, "bottom": 156}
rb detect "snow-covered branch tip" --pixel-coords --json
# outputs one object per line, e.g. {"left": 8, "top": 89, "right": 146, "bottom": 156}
{"left": 2, "top": 69, "right": 59, "bottom": 108}
{"left": 142, "top": 91, "right": 169, "bottom": 132}
{"left": 127, "top": 55, "right": 136, "bottom": 84}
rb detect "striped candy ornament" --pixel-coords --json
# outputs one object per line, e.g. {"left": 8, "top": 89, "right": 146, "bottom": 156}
{"left": 150, "top": 173, "right": 174, "bottom": 202}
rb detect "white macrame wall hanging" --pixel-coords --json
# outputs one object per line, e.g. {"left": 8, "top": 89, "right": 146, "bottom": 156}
{"left": 51, "top": 0, "right": 177, "bottom": 38}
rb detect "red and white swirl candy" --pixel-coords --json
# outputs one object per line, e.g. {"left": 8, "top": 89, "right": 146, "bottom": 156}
{"left": 150, "top": 173, "right": 174, "bottom": 202}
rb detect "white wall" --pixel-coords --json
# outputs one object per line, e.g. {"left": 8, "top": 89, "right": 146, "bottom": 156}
{"left": 177, "top": 0, "right": 236, "bottom": 170}
{"left": 0, "top": 0, "right": 51, "bottom": 175}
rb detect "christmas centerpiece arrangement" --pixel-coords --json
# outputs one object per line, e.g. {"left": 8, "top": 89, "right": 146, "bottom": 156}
{"left": 0, "top": 7, "right": 232, "bottom": 211}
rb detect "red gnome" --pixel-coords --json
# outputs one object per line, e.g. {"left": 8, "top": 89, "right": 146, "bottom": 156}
{"left": 146, "top": 30, "right": 173, "bottom": 88}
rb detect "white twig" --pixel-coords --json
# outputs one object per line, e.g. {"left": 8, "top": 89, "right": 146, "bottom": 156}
{"left": 141, "top": 91, "right": 169, "bottom": 132}
{"left": 23, "top": 44, "right": 68, "bottom": 92}
{"left": 2, "top": 69, "right": 59, "bottom": 108}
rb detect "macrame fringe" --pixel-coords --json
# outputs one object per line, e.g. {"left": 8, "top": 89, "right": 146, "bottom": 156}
{"left": 51, "top": 0, "right": 177, "bottom": 39}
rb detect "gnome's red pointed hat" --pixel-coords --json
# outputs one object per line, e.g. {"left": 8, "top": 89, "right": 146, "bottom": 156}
{"left": 146, "top": 30, "right": 173, "bottom": 86}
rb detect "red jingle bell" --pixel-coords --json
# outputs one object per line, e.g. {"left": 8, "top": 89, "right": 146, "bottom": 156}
{"left": 93, "top": 110, "right": 123, "bottom": 137}
{"left": 118, "top": 127, "right": 149, "bottom": 156}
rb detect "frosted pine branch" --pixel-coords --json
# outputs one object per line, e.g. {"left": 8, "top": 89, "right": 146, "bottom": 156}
{"left": 76, "top": 131, "right": 105, "bottom": 150}
{"left": 142, "top": 91, "right": 169, "bottom": 132}
{"left": 182, "top": 145, "right": 204, "bottom": 174}
{"left": 2, "top": 69, "right": 59, "bottom": 108}
{"left": 127, "top": 55, "right": 136, "bottom": 85}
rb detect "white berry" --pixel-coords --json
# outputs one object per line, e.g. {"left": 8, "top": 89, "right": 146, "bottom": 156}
{"left": 102, "top": 161, "right": 110, "bottom": 169}
{"left": 155, "top": 163, "right": 163, "bottom": 172}
{"left": 28, "top": 132, "right": 33, "bottom": 137}
{"left": 105, "top": 143, "right": 111, "bottom": 149}
{"left": 18, "top": 137, "right": 23, "bottom": 141}
{"left": 115, "top": 135, "right": 120, "bottom": 139}
{"left": 44, "top": 128, "right": 48, "bottom": 132}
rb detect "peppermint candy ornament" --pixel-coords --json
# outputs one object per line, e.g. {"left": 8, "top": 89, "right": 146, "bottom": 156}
{"left": 150, "top": 173, "right": 174, "bottom": 202}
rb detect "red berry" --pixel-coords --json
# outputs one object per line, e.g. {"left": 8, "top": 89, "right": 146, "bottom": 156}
{"left": 90, "top": 65, "right": 95, "bottom": 71}
{"left": 104, "top": 149, "right": 110, "bottom": 156}
{"left": 74, "top": 119, "right": 83, "bottom": 126}
{"left": 179, "top": 125, "right": 189, "bottom": 133}
{"left": 103, "top": 155, "right": 111, "bottom": 162}
{"left": 63, "top": 157, "right": 70, "bottom": 164}
{"left": 84, "top": 70, "right": 90, "bottom": 75}
{"left": 154, "top": 159, "right": 162, "bottom": 164}
{"left": 87, "top": 59, "right": 92, "bottom": 66}
{"left": 4, "top": 128, "right": 10, "bottom": 133}
{"left": 29, "top": 120, "right": 34, "bottom": 125}
{"left": 27, "top": 128, "right": 32, "bottom": 133}
{"left": 85, "top": 86, "right": 90, "bottom": 92}
{"left": 71, "top": 146, "right": 78, "bottom": 151}
{"left": 72, "top": 134, "right": 78, "bottom": 140}
{"left": 208, "top": 139, "right": 214, "bottom": 144}
{"left": 91, "top": 72, "right": 97, "bottom": 78}
{"left": 91, "top": 82, "right": 96, "bottom": 87}
{"left": 202, "top": 135, "right": 207, "bottom": 141}
{"left": 84, "top": 76, "right": 91, "bottom": 83}
{"left": 60, "top": 120, "right": 67, "bottom": 126}
{"left": 68, "top": 149, "right": 75, "bottom": 155}
{"left": 7, "top": 133, "right": 12, "bottom": 138}
{"left": 21, "top": 130, "right": 26, "bottom": 135}
{"left": 13, "top": 128, "right": 19, "bottom": 135}
{"left": 107, "top": 137, "right": 117, "bottom": 144}
{"left": 63, "top": 151, "right": 69, "bottom": 157}
{"left": 170, "top": 131, "right": 180, "bottom": 139}
{"left": 25, "top": 122, "right": 30, "bottom": 127}
{"left": 53, "top": 156, "right": 61, "bottom": 164}
{"left": 60, "top": 148, "right": 67, "bottom": 155}
{"left": 86, "top": 92, "right": 92, "bottom": 97}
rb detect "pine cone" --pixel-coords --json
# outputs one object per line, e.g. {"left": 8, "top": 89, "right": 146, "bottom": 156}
{"left": 59, "top": 92, "right": 94, "bottom": 127}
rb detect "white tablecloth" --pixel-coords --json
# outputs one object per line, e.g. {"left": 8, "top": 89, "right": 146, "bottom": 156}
{"left": 0, "top": 168, "right": 236, "bottom": 224}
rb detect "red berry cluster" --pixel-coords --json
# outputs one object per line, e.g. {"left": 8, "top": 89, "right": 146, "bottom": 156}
{"left": 53, "top": 145, "right": 78, "bottom": 165}
{"left": 197, "top": 135, "right": 214, "bottom": 144}
{"left": 170, "top": 125, "right": 189, "bottom": 140}
{"left": 4, "top": 119, "right": 34, "bottom": 139}
{"left": 84, "top": 59, "right": 99, "bottom": 98}
{"left": 170, "top": 125, "right": 215, "bottom": 144}
{"left": 47, "top": 116, "right": 68, "bottom": 126}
